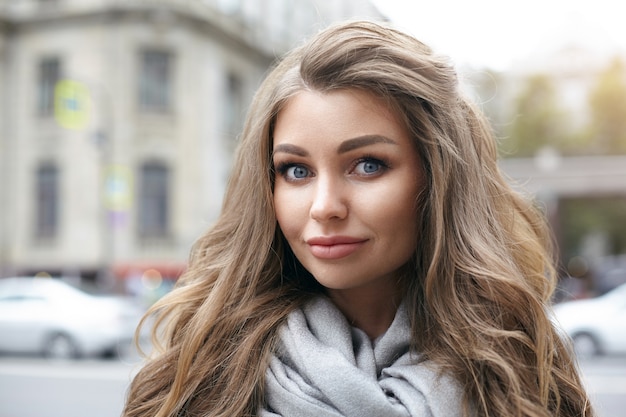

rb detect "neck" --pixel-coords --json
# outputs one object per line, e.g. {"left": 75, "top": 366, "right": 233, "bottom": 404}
{"left": 327, "top": 284, "right": 403, "bottom": 341}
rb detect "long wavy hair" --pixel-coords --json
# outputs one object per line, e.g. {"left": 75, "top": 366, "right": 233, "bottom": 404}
{"left": 123, "top": 20, "right": 594, "bottom": 417}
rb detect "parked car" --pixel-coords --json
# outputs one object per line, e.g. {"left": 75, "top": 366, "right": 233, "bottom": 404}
{"left": 0, "top": 277, "right": 144, "bottom": 359}
{"left": 552, "top": 283, "right": 626, "bottom": 357}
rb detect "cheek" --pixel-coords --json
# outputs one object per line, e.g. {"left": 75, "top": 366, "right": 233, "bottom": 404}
{"left": 373, "top": 200, "right": 417, "bottom": 236}
{"left": 273, "top": 190, "right": 287, "bottom": 231}
{"left": 360, "top": 181, "right": 420, "bottom": 226}
{"left": 273, "top": 188, "right": 303, "bottom": 239}
{"left": 371, "top": 188, "right": 420, "bottom": 258}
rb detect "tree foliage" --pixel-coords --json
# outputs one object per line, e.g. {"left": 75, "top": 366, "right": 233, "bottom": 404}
{"left": 559, "top": 197, "right": 626, "bottom": 280}
{"left": 587, "top": 57, "right": 626, "bottom": 154}
{"left": 501, "top": 74, "right": 568, "bottom": 157}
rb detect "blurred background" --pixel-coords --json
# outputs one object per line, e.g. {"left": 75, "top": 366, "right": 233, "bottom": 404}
{"left": 1, "top": 0, "right": 625, "bottom": 299}
{"left": 0, "top": 0, "right": 626, "bottom": 302}
{"left": 0, "top": 1, "right": 625, "bottom": 416}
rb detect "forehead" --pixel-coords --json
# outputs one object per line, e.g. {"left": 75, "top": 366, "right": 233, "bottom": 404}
{"left": 273, "top": 88, "right": 409, "bottom": 148}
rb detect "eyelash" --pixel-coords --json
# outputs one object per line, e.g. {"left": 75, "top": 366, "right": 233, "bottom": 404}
{"left": 274, "top": 162, "right": 307, "bottom": 180}
{"left": 274, "top": 156, "right": 389, "bottom": 181}
{"left": 352, "top": 155, "right": 389, "bottom": 175}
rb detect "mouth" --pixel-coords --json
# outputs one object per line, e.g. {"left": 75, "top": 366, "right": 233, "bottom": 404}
{"left": 306, "top": 236, "right": 368, "bottom": 260}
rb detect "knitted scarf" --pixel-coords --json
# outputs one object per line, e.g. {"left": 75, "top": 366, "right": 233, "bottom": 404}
{"left": 260, "top": 296, "right": 463, "bottom": 416}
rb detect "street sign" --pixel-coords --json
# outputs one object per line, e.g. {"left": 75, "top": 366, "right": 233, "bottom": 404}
{"left": 54, "top": 79, "right": 91, "bottom": 130}
{"left": 104, "top": 165, "right": 133, "bottom": 212}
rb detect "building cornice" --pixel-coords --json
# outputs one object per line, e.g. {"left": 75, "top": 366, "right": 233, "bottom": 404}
{"left": 1, "top": 1, "right": 280, "bottom": 64}
{"left": 500, "top": 154, "right": 626, "bottom": 197}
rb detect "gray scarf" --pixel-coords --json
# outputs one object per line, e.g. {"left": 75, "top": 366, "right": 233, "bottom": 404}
{"left": 261, "top": 296, "right": 463, "bottom": 416}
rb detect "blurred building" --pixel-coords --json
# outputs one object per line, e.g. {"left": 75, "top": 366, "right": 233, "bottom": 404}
{"left": 464, "top": 40, "right": 626, "bottom": 293}
{"left": 500, "top": 153, "right": 626, "bottom": 293}
{"left": 0, "top": 0, "right": 384, "bottom": 290}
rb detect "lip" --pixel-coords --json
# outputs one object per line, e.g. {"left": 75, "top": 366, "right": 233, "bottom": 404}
{"left": 306, "top": 236, "right": 368, "bottom": 260}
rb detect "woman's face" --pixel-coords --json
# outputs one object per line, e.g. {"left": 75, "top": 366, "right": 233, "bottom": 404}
{"left": 272, "top": 88, "right": 425, "bottom": 300}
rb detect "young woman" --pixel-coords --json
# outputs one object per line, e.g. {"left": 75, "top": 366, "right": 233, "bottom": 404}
{"left": 123, "top": 20, "right": 594, "bottom": 417}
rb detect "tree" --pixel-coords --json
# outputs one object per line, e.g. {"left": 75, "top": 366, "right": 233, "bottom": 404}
{"left": 560, "top": 197, "right": 626, "bottom": 258}
{"left": 501, "top": 74, "right": 571, "bottom": 157}
{"left": 587, "top": 57, "right": 626, "bottom": 154}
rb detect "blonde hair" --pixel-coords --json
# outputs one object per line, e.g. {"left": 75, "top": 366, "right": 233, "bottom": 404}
{"left": 123, "top": 20, "right": 593, "bottom": 417}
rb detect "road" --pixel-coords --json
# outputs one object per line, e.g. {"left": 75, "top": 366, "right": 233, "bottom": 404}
{"left": 0, "top": 354, "right": 624, "bottom": 417}
{"left": 580, "top": 356, "right": 626, "bottom": 417}
{"left": 0, "top": 356, "right": 141, "bottom": 417}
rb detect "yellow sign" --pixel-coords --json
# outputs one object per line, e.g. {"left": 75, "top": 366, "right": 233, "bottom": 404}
{"left": 104, "top": 165, "right": 133, "bottom": 211}
{"left": 54, "top": 79, "right": 91, "bottom": 130}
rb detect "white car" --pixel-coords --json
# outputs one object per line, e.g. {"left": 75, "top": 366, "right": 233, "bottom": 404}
{"left": 0, "top": 277, "right": 144, "bottom": 359}
{"left": 552, "top": 283, "right": 626, "bottom": 357}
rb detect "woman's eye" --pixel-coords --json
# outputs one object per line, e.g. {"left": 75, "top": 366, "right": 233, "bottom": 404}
{"left": 277, "top": 164, "right": 309, "bottom": 180}
{"left": 353, "top": 159, "right": 385, "bottom": 175}
{"left": 288, "top": 165, "right": 309, "bottom": 178}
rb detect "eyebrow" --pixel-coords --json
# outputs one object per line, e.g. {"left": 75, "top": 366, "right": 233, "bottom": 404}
{"left": 337, "top": 135, "right": 397, "bottom": 153}
{"left": 272, "top": 135, "right": 397, "bottom": 157}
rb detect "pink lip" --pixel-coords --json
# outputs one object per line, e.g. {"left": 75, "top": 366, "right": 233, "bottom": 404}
{"left": 306, "top": 236, "right": 367, "bottom": 260}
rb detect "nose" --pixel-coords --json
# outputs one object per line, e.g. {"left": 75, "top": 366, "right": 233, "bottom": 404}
{"left": 309, "top": 176, "right": 348, "bottom": 222}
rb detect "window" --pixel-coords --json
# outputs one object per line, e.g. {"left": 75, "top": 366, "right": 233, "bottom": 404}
{"left": 138, "top": 162, "right": 170, "bottom": 239}
{"left": 139, "top": 50, "right": 172, "bottom": 112}
{"left": 37, "top": 57, "right": 60, "bottom": 117}
{"left": 35, "top": 163, "right": 59, "bottom": 239}
{"left": 224, "top": 72, "right": 244, "bottom": 137}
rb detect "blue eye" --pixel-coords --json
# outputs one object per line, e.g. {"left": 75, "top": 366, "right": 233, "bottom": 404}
{"left": 274, "top": 162, "right": 311, "bottom": 182}
{"left": 362, "top": 161, "right": 380, "bottom": 173}
{"left": 288, "top": 165, "right": 309, "bottom": 179}
{"left": 354, "top": 158, "right": 385, "bottom": 175}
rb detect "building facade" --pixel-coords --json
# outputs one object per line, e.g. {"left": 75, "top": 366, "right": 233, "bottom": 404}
{"left": 0, "top": 0, "right": 384, "bottom": 291}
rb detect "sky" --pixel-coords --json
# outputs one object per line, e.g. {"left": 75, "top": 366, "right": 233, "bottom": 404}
{"left": 370, "top": 0, "right": 626, "bottom": 71}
